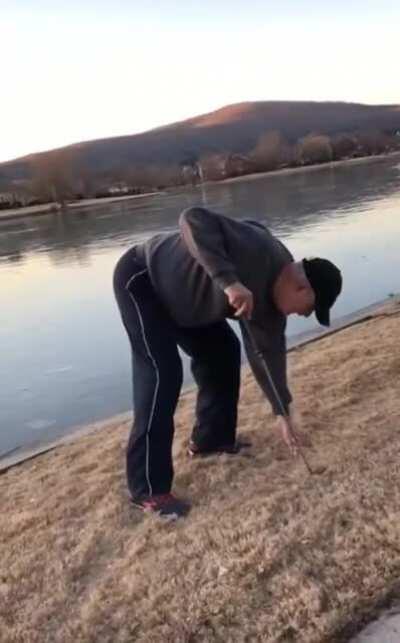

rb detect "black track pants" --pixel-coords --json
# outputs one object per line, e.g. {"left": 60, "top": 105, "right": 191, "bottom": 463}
{"left": 113, "top": 246, "right": 241, "bottom": 498}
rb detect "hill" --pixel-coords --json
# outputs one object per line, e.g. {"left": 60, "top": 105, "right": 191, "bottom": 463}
{"left": 2, "top": 101, "right": 400, "bottom": 178}
{"left": 0, "top": 101, "right": 399, "bottom": 201}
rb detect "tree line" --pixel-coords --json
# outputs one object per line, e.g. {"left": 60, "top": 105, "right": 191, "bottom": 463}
{"left": 1, "top": 129, "right": 399, "bottom": 209}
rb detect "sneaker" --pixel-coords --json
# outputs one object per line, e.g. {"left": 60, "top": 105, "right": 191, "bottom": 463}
{"left": 130, "top": 493, "right": 190, "bottom": 520}
{"left": 187, "top": 438, "right": 252, "bottom": 458}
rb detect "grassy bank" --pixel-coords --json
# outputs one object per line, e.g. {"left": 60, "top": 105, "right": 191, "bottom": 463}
{"left": 1, "top": 299, "right": 400, "bottom": 642}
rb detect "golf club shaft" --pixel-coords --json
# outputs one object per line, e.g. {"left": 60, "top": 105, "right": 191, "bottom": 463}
{"left": 241, "top": 319, "right": 315, "bottom": 474}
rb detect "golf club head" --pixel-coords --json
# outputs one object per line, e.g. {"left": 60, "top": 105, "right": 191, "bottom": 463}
{"left": 310, "top": 465, "right": 327, "bottom": 475}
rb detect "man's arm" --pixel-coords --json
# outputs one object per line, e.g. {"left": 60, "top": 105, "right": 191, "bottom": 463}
{"left": 179, "top": 207, "right": 239, "bottom": 290}
{"left": 240, "top": 319, "right": 292, "bottom": 416}
{"left": 241, "top": 318, "right": 304, "bottom": 454}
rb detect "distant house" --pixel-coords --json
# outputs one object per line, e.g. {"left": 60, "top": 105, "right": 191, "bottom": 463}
{"left": 0, "top": 191, "right": 21, "bottom": 208}
{"left": 0, "top": 192, "right": 12, "bottom": 204}
{"left": 108, "top": 184, "right": 130, "bottom": 195}
{"left": 0, "top": 182, "right": 36, "bottom": 208}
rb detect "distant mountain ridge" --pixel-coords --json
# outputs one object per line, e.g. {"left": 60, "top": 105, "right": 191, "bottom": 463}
{"left": 1, "top": 101, "right": 399, "bottom": 185}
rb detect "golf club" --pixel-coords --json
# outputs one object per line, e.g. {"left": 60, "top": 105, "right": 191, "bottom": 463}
{"left": 241, "top": 319, "right": 326, "bottom": 476}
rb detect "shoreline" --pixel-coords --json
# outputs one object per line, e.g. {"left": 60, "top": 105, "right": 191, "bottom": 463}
{"left": 1, "top": 293, "right": 398, "bottom": 475}
{"left": 219, "top": 149, "right": 400, "bottom": 186}
{"left": 0, "top": 190, "right": 163, "bottom": 222}
{"left": 1, "top": 151, "right": 399, "bottom": 222}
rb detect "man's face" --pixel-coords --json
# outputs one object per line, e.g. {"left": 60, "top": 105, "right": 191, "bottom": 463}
{"left": 282, "top": 283, "right": 315, "bottom": 317}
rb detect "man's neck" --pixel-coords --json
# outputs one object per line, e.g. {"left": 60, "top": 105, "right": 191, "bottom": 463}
{"left": 272, "top": 261, "right": 302, "bottom": 313}
{"left": 272, "top": 264, "right": 290, "bottom": 311}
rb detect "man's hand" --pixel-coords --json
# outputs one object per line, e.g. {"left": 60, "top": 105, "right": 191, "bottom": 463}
{"left": 276, "top": 415, "right": 301, "bottom": 456}
{"left": 224, "top": 281, "right": 254, "bottom": 319}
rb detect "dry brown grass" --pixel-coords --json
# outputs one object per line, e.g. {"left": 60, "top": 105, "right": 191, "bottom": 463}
{"left": 2, "top": 303, "right": 400, "bottom": 642}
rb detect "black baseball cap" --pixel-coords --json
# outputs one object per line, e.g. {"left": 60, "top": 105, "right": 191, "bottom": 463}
{"left": 302, "top": 258, "right": 342, "bottom": 327}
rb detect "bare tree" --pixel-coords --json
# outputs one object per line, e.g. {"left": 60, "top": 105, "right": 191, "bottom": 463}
{"left": 331, "top": 134, "right": 357, "bottom": 160}
{"left": 224, "top": 154, "right": 254, "bottom": 178}
{"left": 30, "top": 148, "right": 77, "bottom": 206}
{"left": 181, "top": 162, "right": 201, "bottom": 186}
{"left": 118, "top": 163, "right": 182, "bottom": 191}
{"left": 355, "top": 131, "right": 392, "bottom": 156}
{"left": 74, "top": 164, "right": 100, "bottom": 199}
{"left": 197, "top": 154, "right": 229, "bottom": 181}
{"left": 153, "top": 164, "right": 182, "bottom": 188}
{"left": 297, "top": 134, "right": 333, "bottom": 165}
{"left": 250, "top": 131, "right": 285, "bottom": 172}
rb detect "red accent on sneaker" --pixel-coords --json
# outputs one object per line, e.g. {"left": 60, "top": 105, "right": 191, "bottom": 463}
{"left": 132, "top": 493, "right": 190, "bottom": 519}
{"left": 141, "top": 494, "right": 174, "bottom": 510}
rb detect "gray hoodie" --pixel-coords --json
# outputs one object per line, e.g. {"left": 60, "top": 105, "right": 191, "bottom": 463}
{"left": 135, "top": 206, "right": 293, "bottom": 415}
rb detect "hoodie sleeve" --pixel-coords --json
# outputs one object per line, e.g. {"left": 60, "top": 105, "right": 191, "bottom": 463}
{"left": 179, "top": 207, "right": 239, "bottom": 290}
{"left": 240, "top": 317, "right": 292, "bottom": 416}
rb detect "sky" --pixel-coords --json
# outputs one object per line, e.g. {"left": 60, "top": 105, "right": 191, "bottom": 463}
{"left": 0, "top": 0, "right": 399, "bottom": 163}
